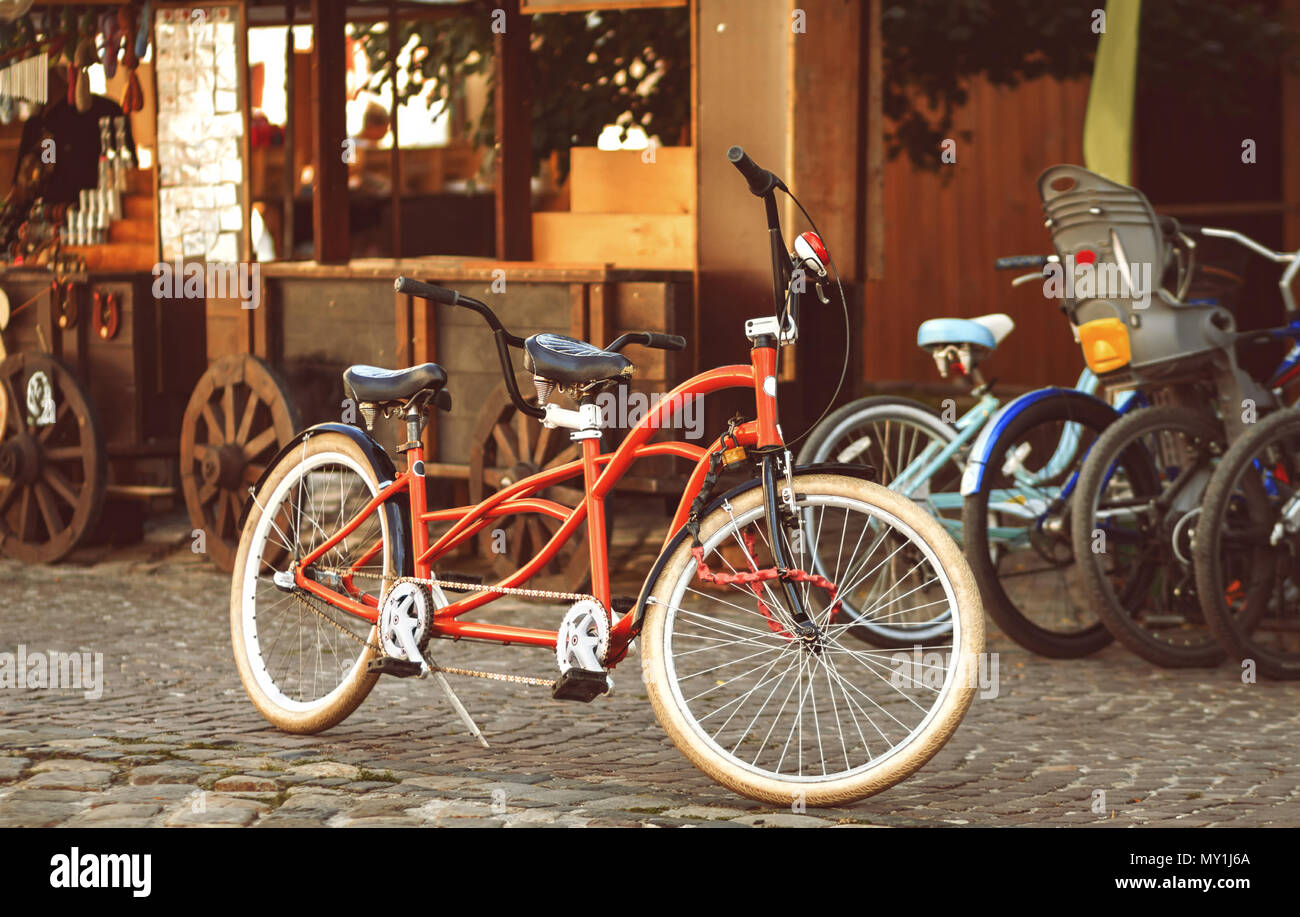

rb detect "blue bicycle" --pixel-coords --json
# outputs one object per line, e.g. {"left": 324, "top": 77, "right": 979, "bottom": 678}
{"left": 799, "top": 260, "right": 1141, "bottom": 655}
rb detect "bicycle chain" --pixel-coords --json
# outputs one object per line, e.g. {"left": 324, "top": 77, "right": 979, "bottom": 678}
{"left": 288, "top": 569, "right": 599, "bottom": 689}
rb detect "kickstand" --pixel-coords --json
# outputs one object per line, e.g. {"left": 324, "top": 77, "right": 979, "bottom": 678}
{"left": 422, "top": 650, "right": 490, "bottom": 749}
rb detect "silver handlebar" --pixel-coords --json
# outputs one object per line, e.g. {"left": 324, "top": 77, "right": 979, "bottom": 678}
{"left": 1198, "top": 227, "right": 1299, "bottom": 314}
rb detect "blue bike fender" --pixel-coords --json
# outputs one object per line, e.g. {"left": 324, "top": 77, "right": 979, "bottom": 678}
{"left": 236, "top": 422, "right": 413, "bottom": 577}
{"left": 959, "top": 387, "right": 1101, "bottom": 496}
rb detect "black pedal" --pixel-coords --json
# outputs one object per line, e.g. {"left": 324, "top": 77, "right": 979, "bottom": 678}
{"left": 551, "top": 667, "right": 610, "bottom": 703}
{"left": 366, "top": 656, "right": 423, "bottom": 678}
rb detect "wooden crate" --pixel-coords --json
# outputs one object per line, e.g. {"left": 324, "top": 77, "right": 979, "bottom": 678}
{"left": 531, "top": 146, "right": 697, "bottom": 269}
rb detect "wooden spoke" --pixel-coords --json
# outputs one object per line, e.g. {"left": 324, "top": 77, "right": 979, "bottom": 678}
{"left": 201, "top": 403, "right": 225, "bottom": 446}
{"left": 0, "top": 352, "right": 105, "bottom": 563}
{"left": 36, "top": 399, "right": 71, "bottom": 443}
{"left": 180, "top": 354, "right": 301, "bottom": 572}
{"left": 468, "top": 370, "right": 594, "bottom": 591}
{"left": 222, "top": 383, "right": 236, "bottom": 445}
{"left": 0, "top": 376, "right": 23, "bottom": 435}
{"left": 33, "top": 482, "right": 63, "bottom": 540}
{"left": 243, "top": 425, "right": 278, "bottom": 461}
{"left": 491, "top": 424, "right": 519, "bottom": 468}
{"left": 235, "top": 389, "right": 260, "bottom": 446}
{"left": 41, "top": 466, "right": 79, "bottom": 507}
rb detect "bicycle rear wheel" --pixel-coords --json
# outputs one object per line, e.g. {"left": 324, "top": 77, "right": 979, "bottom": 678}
{"left": 640, "top": 474, "right": 983, "bottom": 805}
{"left": 230, "top": 431, "right": 403, "bottom": 733}
{"left": 1195, "top": 407, "right": 1300, "bottom": 679}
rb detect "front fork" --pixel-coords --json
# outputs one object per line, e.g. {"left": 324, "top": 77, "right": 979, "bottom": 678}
{"left": 759, "top": 448, "right": 822, "bottom": 644}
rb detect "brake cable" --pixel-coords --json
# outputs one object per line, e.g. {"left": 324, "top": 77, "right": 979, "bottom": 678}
{"left": 771, "top": 186, "right": 851, "bottom": 450}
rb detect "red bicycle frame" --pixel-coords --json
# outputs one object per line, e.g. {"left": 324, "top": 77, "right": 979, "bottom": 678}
{"left": 294, "top": 342, "right": 782, "bottom": 665}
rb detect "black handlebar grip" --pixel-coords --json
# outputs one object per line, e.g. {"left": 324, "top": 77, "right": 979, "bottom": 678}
{"left": 645, "top": 332, "right": 687, "bottom": 352}
{"left": 727, "top": 145, "right": 781, "bottom": 197}
{"left": 993, "top": 255, "right": 1049, "bottom": 270}
{"left": 394, "top": 276, "right": 461, "bottom": 306}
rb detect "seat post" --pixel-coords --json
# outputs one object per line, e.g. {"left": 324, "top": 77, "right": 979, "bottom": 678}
{"left": 402, "top": 403, "right": 432, "bottom": 578}
{"left": 398, "top": 405, "right": 427, "bottom": 466}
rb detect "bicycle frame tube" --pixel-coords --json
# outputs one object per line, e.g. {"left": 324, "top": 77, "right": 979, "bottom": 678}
{"left": 893, "top": 394, "right": 999, "bottom": 499}
{"left": 293, "top": 346, "right": 782, "bottom": 662}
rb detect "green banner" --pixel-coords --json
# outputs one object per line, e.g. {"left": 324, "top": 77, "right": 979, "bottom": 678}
{"left": 1083, "top": 0, "right": 1142, "bottom": 184}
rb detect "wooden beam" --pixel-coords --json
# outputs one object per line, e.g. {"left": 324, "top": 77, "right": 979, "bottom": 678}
{"left": 282, "top": 1, "right": 296, "bottom": 260}
{"left": 389, "top": 1, "right": 404, "bottom": 258}
{"left": 311, "top": 0, "right": 350, "bottom": 263}
{"left": 1284, "top": 0, "right": 1300, "bottom": 250}
{"left": 864, "top": 0, "right": 883, "bottom": 280}
{"left": 494, "top": 0, "right": 533, "bottom": 261}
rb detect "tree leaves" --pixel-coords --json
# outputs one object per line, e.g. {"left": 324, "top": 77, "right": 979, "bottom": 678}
{"left": 350, "top": 3, "right": 689, "bottom": 180}
{"left": 882, "top": 0, "right": 1297, "bottom": 171}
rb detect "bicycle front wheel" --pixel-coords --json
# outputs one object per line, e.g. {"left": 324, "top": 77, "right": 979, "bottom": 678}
{"left": 640, "top": 474, "right": 983, "bottom": 806}
{"left": 1195, "top": 407, "right": 1300, "bottom": 679}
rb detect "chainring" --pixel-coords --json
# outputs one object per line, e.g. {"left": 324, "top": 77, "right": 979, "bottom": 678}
{"left": 378, "top": 579, "right": 435, "bottom": 659}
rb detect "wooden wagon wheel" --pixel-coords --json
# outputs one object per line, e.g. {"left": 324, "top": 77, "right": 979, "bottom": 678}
{"left": 180, "top": 354, "right": 300, "bottom": 572}
{"left": 468, "top": 371, "right": 594, "bottom": 591}
{"left": 0, "top": 352, "right": 106, "bottom": 563}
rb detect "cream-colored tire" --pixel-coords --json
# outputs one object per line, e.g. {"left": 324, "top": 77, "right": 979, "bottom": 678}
{"left": 640, "top": 474, "right": 983, "bottom": 806}
{"left": 230, "top": 432, "right": 392, "bottom": 734}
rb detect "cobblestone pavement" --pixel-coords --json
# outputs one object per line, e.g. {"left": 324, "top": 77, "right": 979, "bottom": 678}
{"left": 1, "top": 544, "right": 1298, "bottom": 828}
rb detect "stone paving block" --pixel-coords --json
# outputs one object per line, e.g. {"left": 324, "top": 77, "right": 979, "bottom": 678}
{"left": 728, "top": 813, "right": 835, "bottom": 828}
{"left": 63, "top": 803, "right": 164, "bottom": 826}
{"left": 285, "top": 762, "right": 360, "bottom": 780}
{"left": 212, "top": 775, "right": 279, "bottom": 793}
{"left": 163, "top": 795, "right": 270, "bottom": 827}
{"left": 0, "top": 758, "right": 30, "bottom": 779}
{"left": 20, "top": 769, "right": 114, "bottom": 791}
{"left": 128, "top": 764, "right": 205, "bottom": 785}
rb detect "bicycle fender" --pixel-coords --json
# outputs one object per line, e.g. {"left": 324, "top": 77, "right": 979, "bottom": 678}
{"left": 236, "top": 422, "right": 413, "bottom": 577}
{"left": 958, "top": 387, "right": 1116, "bottom": 496}
{"left": 630, "top": 463, "right": 877, "bottom": 632}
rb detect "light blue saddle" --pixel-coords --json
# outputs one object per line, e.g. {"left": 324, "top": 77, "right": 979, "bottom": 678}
{"left": 916, "top": 314, "right": 1015, "bottom": 352}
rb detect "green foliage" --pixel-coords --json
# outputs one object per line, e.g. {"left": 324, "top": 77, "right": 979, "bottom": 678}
{"left": 351, "top": 2, "right": 689, "bottom": 180}
{"left": 883, "top": 0, "right": 1297, "bottom": 170}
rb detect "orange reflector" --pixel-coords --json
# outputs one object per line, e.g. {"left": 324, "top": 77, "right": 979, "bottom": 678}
{"left": 1077, "top": 317, "right": 1132, "bottom": 374}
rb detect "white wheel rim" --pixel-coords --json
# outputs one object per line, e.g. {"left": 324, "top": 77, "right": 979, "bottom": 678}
{"left": 239, "top": 451, "right": 385, "bottom": 713}
{"left": 659, "top": 492, "right": 963, "bottom": 783}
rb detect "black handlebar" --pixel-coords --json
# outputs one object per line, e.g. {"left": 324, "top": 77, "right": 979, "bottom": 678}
{"left": 727, "top": 146, "right": 785, "bottom": 198}
{"left": 394, "top": 276, "right": 461, "bottom": 306}
{"left": 994, "top": 255, "right": 1049, "bottom": 270}
{"left": 607, "top": 331, "right": 687, "bottom": 353}
{"left": 394, "top": 275, "right": 688, "bottom": 421}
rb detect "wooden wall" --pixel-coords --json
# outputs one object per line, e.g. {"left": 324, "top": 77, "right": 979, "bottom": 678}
{"left": 861, "top": 76, "right": 1092, "bottom": 392}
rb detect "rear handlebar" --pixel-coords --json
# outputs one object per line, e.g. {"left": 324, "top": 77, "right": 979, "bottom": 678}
{"left": 994, "top": 254, "right": 1050, "bottom": 270}
{"left": 394, "top": 276, "right": 461, "bottom": 306}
